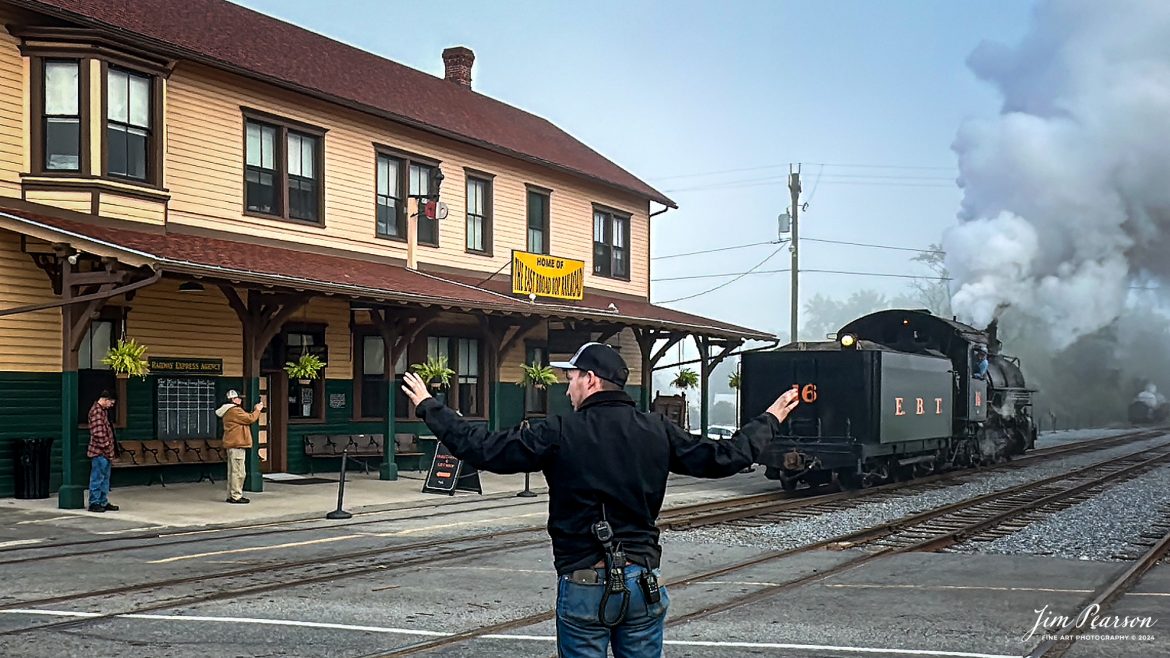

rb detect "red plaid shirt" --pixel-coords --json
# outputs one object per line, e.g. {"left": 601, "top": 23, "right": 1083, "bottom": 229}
{"left": 86, "top": 402, "right": 115, "bottom": 459}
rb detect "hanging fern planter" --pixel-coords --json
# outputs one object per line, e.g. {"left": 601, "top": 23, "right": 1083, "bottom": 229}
{"left": 284, "top": 353, "right": 327, "bottom": 384}
{"left": 410, "top": 356, "right": 455, "bottom": 406}
{"left": 518, "top": 362, "right": 558, "bottom": 390}
{"left": 671, "top": 368, "right": 699, "bottom": 391}
{"left": 102, "top": 338, "right": 150, "bottom": 380}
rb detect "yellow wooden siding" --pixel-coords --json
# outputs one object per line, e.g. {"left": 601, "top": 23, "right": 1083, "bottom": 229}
{"left": 24, "top": 189, "right": 90, "bottom": 213}
{"left": 163, "top": 63, "right": 650, "bottom": 298}
{"left": 0, "top": 8, "right": 25, "bottom": 197}
{"left": 98, "top": 192, "right": 165, "bottom": 225}
{"left": 306, "top": 296, "right": 353, "bottom": 380}
{"left": 0, "top": 228, "right": 61, "bottom": 371}
{"left": 126, "top": 280, "right": 244, "bottom": 377}
{"left": 499, "top": 322, "right": 549, "bottom": 384}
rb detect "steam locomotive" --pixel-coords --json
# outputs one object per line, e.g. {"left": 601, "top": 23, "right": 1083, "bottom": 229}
{"left": 1129, "top": 384, "right": 1170, "bottom": 425}
{"left": 739, "top": 309, "right": 1036, "bottom": 490}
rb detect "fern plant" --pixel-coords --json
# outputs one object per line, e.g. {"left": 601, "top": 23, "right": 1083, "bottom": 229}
{"left": 671, "top": 368, "right": 699, "bottom": 391}
{"left": 411, "top": 355, "right": 455, "bottom": 389}
{"left": 101, "top": 338, "right": 150, "bottom": 380}
{"left": 284, "top": 353, "right": 327, "bottom": 382}
{"left": 518, "top": 361, "right": 558, "bottom": 389}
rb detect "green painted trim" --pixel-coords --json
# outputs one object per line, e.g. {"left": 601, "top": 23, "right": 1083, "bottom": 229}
{"left": 244, "top": 376, "right": 262, "bottom": 493}
{"left": 58, "top": 370, "right": 83, "bottom": 509}
{"left": 380, "top": 375, "right": 398, "bottom": 481}
{"left": 0, "top": 372, "right": 63, "bottom": 499}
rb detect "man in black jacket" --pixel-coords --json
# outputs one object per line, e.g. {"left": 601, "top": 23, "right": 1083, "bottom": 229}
{"left": 401, "top": 341, "right": 799, "bottom": 658}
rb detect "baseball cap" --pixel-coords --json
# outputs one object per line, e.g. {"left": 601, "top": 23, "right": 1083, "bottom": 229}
{"left": 226, "top": 390, "right": 242, "bottom": 400}
{"left": 550, "top": 342, "right": 629, "bottom": 388}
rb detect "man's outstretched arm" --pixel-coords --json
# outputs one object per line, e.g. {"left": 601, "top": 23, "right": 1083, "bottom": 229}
{"left": 406, "top": 372, "right": 558, "bottom": 474}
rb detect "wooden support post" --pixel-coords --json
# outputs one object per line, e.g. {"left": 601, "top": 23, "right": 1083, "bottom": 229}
{"left": 221, "top": 286, "right": 308, "bottom": 492}
{"left": 56, "top": 259, "right": 132, "bottom": 509}
{"left": 369, "top": 308, "right": 402, "bottom": 480}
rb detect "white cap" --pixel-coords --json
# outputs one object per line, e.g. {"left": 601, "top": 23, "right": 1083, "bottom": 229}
{"left": 226, "top": 389, "right": 241, "bottom": 400}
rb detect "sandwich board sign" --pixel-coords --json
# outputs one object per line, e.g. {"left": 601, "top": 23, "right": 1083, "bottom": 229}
{"left": 422, "top": 441, "right": 482, "bottom": 496}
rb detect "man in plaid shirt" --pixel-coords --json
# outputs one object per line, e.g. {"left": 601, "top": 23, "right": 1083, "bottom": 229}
{"left": 87, "top": 390, "right": 119, "bottom": 512}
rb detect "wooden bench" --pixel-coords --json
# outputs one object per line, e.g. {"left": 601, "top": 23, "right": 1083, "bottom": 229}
{"left": 304, "top": 434, "right": 385, "bottom": 474}
{"left": 111, "top": 438, "right": 225, "bottom": 486}
{"left": 395, "top": 433, "right": 424, "bottom": 472}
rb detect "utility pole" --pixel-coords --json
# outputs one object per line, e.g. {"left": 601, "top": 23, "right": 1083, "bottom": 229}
{"left": 788, "top": 165, "right": 801, "bottom": 343}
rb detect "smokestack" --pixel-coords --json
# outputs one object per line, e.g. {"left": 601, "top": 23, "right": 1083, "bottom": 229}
{"left": 442, "top": 46, "right": 474, "bottom": 89}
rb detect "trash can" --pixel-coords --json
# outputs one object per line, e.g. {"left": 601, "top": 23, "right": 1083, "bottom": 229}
{"left": 13, "top": 437, "right": 53, "bottom": 499}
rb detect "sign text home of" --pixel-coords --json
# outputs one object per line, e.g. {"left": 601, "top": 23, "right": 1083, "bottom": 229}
{"left": 511, "top": 250, "right": 585, "bottom": 301}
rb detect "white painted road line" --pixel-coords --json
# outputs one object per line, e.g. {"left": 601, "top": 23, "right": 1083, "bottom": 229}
{"left": 0, "top": 609, "right": 1023, "bottom": 657}
{"left": 0, "top": 539, "right": 46, "bottom": 549}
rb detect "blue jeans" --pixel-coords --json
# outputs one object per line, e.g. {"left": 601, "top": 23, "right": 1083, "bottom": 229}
{"left": 556, "top": 564, "right": 670, "bottom": 658}
{"left": 88, "top": 456, "right": 111, "bottom": 507}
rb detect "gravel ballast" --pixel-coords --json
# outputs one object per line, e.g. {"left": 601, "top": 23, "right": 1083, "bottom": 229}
{"left": 664, "top": 434, "right": 1170, "bottom": 555}
{"left": 948, "top": 464, "right": 1170, "bottom": 561}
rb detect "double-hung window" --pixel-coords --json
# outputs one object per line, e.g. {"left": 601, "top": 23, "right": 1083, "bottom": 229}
{"left": 106, "top": 67, "right": 152, "bottom": 181}
{"left": 593, "top": 208, "right": 630, "bottom": 280}
{"left": 244, "top": 113, "right": 324, "bottom": 224}
{"left": 376, "top": 154, "right": 404, "bottom": 238}
{"left": 358, "top": 334, "right": 409, "bottom": 419}
{"left": 411, "top": 163, "right": 438, "bottom": 245}
{"left": 527, "top": 188, "right": 550, "bottom": 254}
{"left": 465, "top": 176, "right": 491, "bottom": 254}
{"left": 41, "top": 60, "right": 81, "bottom": 172}
{"left": 287, "top": 132, "right": 318, "bottom": 221}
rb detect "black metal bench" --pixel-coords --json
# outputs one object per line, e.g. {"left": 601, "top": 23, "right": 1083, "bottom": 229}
{"left": 111, "top": 438, "right": 225, "bottom": 486}
{"left": 304, "top": 434, "right": 385, "bottom": 474}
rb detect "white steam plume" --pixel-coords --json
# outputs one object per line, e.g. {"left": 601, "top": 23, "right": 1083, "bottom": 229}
{"left": 944, "top": 0, "right": 1170, "bottom": 347}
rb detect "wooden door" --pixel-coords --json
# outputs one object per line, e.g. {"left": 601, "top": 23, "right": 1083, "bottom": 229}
{"left": 259, "top": 375, "right": 288, "bottom": 473}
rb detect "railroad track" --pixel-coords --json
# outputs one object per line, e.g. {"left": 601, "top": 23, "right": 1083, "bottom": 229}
{"left": 3, "top": 430, "right": 1164, "bottom": 644}
{"left": 1025, "top": 519, "right": 1170, "bottom": 657}
{"left": 364, "top": 442, "right": 1170, "bottom": 657}
{"left": 2, "top": 427, "right": 1158, "bottom": 568}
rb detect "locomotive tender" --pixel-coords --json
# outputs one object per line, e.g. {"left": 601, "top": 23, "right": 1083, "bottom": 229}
{"left": 739, "top": 309, "right": 1036, "bottom": 490}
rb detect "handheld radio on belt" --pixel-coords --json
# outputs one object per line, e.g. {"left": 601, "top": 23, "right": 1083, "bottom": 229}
{"left": 591, "top": 517, "right": 629, "bottom": 627}
{"left": 589, "top": 505, "right": 662, "bottom": 627}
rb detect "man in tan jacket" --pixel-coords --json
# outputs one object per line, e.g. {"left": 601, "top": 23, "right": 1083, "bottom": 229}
{"left": 215, "top": 390, "right": 264, "bottom": 504}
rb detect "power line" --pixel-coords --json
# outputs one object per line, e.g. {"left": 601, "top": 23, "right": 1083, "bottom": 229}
{"left": 656, "top": 245, "right": 787, "bottom": 304}
{"left": 654, "top": 267, "right": 951, "bottom": 283}
{"left": 664, "top": 178, "right": 956, "bottom": 194}
{"left": 802, "top": 237, "right": 943, "bottom": 254}
{"left": 651, "top": 240, "right": 783, "bottom": 261}
{"left": 650, "top": 161, "right": 957, "bottom": 182}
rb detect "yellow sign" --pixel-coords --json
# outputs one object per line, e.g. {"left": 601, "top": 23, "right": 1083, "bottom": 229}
{"left": 511, "top": 250, "right": 585, "bottom": 301}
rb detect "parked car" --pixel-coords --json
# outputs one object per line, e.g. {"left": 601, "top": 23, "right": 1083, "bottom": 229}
{"left": 706, "top": 424, "right": 737, "bottom": 440}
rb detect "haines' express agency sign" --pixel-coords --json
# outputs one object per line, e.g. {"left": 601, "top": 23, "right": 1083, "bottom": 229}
{"left": 511, "top": 250, "right": 585, "bottom": 301}
{"left": 148, "top": 357, "right": 224, "bottom": 375}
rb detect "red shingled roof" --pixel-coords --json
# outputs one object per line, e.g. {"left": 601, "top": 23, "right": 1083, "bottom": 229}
{"left": 15, "top": 0, "right": 675, "bottom": 207}
{"left": 0, "top": 208, "right": 771, "bottom": 340}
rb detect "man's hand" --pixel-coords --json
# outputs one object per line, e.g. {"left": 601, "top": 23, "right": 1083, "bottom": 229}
{"left": 402, "top": 371, "right": 434, "bottom": 407}
{"left": 254, "top": 403, "right": 264, "bottom": 412}
{"left": 766, "top": 387, "right": 800, "bottom": 423}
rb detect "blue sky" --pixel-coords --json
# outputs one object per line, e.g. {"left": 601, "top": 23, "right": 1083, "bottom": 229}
{"left": 233, "top": 0, "right": 1034, "bottom": 340}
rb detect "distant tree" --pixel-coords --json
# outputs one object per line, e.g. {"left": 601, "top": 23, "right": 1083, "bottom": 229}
{"left": 801, "top": 289, "right": 911, "bottom": 340}
{"left": 710, "top": 401, "right": 736, "bottom": 426}
{"left": 909, "top": 243, "right": 952, "bottom": 318}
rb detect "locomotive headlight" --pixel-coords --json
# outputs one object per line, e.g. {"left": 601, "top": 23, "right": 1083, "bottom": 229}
{"left": 840, "top": 333, "right": 857, "bottom": 348}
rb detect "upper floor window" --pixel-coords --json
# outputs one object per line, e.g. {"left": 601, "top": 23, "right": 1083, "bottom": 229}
{"left": 41, "top": 60, "right": 82, "bottom": 172}
{"left": 106, "top": 67, "right": 152, "bottom": 181}
{"left": 244, "top": 112, "right": 324, "bottom": 224}
{"left": 376, "top": 154, "right": 404, "bottom": 239}
{"left": 411, "top": 163, "right": 438, "bottom": 246}
{"left": 466, "top": 176, "right": 491, "bottom": 254}
{"left": 593, "top": 208, "right": 630, "bottom": 280}
{"left": 527, "top": 188, "right": 550, "bottom": 254}
{"left": 375, "top": 149, "right": 439, "bottom": 244}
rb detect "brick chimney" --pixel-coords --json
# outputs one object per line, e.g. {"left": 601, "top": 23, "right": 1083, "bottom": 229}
{"left": 442, "top": 46, "right": 474, "bottom": 88}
